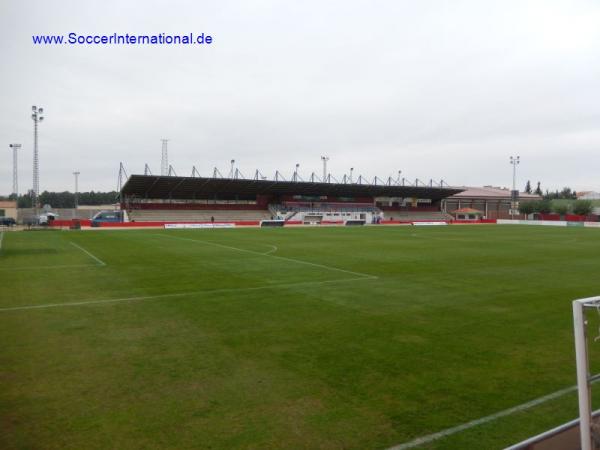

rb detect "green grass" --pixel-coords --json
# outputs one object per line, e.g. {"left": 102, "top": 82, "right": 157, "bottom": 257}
{"left": 1, "top": 225, "right": 600, "bottom": 449}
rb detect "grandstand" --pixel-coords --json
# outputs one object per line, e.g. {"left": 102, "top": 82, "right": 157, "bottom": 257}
{"left": 119, "top": 174, "right": 463, "bottom": 224}
{"left": 128, "top": 209, "right": 272, "bottom": 223}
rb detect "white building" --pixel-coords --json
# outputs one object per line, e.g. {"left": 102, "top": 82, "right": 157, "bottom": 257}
{"left": 578, "top": 191, "right": 600, "bottom": 200}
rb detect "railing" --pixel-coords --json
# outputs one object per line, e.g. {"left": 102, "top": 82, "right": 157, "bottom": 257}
{"left": 505, "top": 409, "right": 600, "bottom": 450}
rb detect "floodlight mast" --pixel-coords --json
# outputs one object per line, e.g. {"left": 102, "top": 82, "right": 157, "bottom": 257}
{"left": 9, "top": 144, "right": 21, "bottom": 196}
{"left": 161, "top": 139, "right": 169, "bottom": 176}
{"left": 321, "top": 156, "right": 329, "bottom": 183}
{"left": 31, "top": 106, "right": 44, "bottom": 212}
{"left": 510, "top": 155, "right": 520, "bottom": 191}
{"left": 509, "top": 156, "right": 520, "bottom": 219}
{"left": 73, "top": 171, "right": 80, "bottom": 208}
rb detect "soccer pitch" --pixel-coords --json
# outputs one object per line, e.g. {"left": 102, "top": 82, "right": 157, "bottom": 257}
{"left": 1, "top": 225, "right": 600, "bottom": 449}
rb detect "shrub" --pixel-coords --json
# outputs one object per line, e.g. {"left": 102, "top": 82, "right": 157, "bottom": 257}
{"left": 540, "top": 199, "right": 553, "bottom": 213}
{"left": 518, "top": 202, "right": 536, "bottom": 215}
{"left": 552, "top": 203, "right": 569, "bottom": 216}
{"left": 573, "top": 200, "right": 593, "bottom": 216}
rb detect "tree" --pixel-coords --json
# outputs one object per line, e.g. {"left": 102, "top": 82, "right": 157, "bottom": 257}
{"left": 552, "top": 203, "right": 569, "bottom": 216}
{"left": 560, "top": 187, "right": 575, "bottom": 199}
{"left": 524, "top": 180, "right": 532, "bottom": 194}
{"left": 518, "top": 201, "right": 536, "bottom": 216}
{"left": 534, "top": 182, "right": 543, "bottom": 196}
{"left": 573, "top": 200, "right": 593, "bottom": 216}
{"left": 11, "top": 190, "right": 118, "bottom": 209}
{"left": 17, "top": 192, "right": 33, "bottom": 208}
{"left": 535, "top": 199, "right": 553, "bottom": 213}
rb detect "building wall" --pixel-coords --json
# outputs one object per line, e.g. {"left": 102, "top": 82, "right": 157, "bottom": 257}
{"left": 0, "top": 207, "right": 17, "bottom": 220}
{"left": 580, "top": 192, "right": 600, "bottom": 200}
{"left": 443, "top": 199, "right": 526, "bottom": 220}
{"left": 0, "top": 202, "right": 18, "bottom": 220}
{"left": 17, "top": 207, "right": 112, "bottom": 222}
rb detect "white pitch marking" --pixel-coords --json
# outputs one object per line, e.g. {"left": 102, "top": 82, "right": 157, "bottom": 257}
{"left": 262, "top": 245, "right": 278, "bottom": 255}
{"left": 69, "top": 242, "right": 106, "bottom": 266}
{"left": 153, "top": 234, "right": 377, "bottom": 280}
{"left": 0, "top": 276, "right": 375, "bottom": 312}
{"left": 387, "top": 379, "right": 600, "bottom": 450}
{"left": 0, "top": 231, "right": 4, "bottom": 253}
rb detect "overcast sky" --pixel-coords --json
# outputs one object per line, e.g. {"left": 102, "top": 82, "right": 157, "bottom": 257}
{"left": 1, "top": 0, "right": 599, "bottom": 195}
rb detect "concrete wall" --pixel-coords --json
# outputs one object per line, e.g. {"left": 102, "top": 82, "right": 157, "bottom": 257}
{"left": 17, "top": 207, "right": 116, "bottom": 222}
{"left": 0, "top": 207, "right": 18, "bottom": 220}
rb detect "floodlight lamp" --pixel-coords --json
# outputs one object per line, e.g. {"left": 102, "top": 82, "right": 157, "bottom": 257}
{"left": 32, "top": 105, "right": 37, "bottom": 111}
{"left": 31, "top": 114, "right": 36, "bottom": 119}
{"left": 39, "top": 116, "right": 44, "bottom": 121}
{"left": 38, "top": 108, "right": 43, "bottom": 113}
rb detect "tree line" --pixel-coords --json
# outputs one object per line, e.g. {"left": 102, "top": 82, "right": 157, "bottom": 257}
{"left": 1, "top": 191, "right": 119, "bottom": 208}
{"left": 523, "top": 180, "right": 578, "bottom": 200}
{"left": 518, "top": 199, "right": 593, "bottom": 216}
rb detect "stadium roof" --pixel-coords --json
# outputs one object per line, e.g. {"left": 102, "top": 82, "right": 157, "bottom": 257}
{"left": 121, "top": 175, "right": 463, "bottom": 200}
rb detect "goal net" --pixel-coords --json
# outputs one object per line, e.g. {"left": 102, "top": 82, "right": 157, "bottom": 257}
{"left": 573, "top": 296, "right": 600, "bottom": 450}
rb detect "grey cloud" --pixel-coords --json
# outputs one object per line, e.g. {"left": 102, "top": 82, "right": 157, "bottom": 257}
{"left": 1, "top": 0, "right": 599, "bottom": 194}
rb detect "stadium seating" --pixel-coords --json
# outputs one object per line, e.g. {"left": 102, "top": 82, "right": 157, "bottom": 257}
{"left": 127, "top": 209, "right": 272, "bottom": 222}
{"left": 274, "top": 202, "right": 381, "bottom": 214}
{"left": 385, "top": 211, "right": 454, "bottom": 221}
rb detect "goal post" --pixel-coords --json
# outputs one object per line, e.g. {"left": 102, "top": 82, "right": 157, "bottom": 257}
{"left": 573, "top": 296, "right": 600, "bottom": 450}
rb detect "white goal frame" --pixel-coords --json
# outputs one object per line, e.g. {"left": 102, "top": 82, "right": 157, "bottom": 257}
{"left": 573, "top": 296, "right": 600, "bottom": 450}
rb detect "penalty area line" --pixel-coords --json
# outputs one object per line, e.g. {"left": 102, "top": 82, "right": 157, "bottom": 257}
{"left": 0, "top": 276, "right": 375, "bottom": 312}
{"left": 388, "top": 377, "right": 600, "bottom": 450}
{"left": 69, "top": 242, "right": 106, "bottom": 266}
{"left": 153, "top": 233, "right": 377, "bottom": 280}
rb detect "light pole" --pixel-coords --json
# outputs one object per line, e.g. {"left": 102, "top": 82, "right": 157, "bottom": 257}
{"left": 350, "top": 167, "right": 354, "bottom": 183}
{"left": 73, "top": 171, "right": 80, "bottom": 208}
{"left": 229, "top": 159, "right": 235, "bottom": 178}
{"left": 321, "top": 156, "right": 329, "bottom": 182}
{"left": 161, "top": 139, "right": 169, "bottom": 176}
{"left": 509, "top": 156, "right": 520, "bottom": 219}
{"left": 9, "top": 144, "right": 21, "bottom": 197}
{"left": 293, "top": 163, "right": 300, "bottom": 182}
{"left": 31, "top": 106, "right": 44, "bottom": 211}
